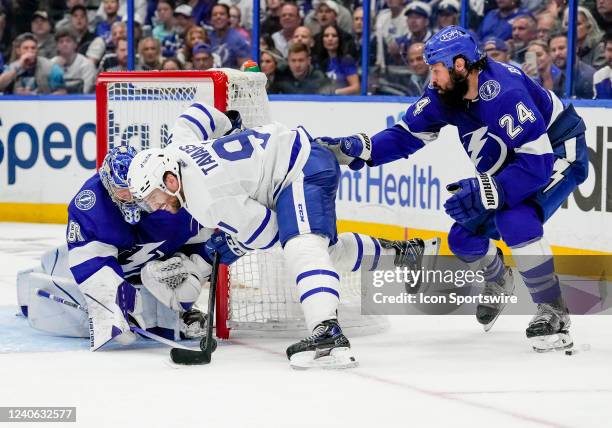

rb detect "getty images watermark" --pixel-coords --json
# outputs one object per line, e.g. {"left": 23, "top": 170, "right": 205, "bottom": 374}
{"left": 360, "top": 255, "right": 612, "bottom": 316}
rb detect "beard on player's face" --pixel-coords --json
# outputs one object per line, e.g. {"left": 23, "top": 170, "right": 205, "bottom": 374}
{"left": 435, "top": 69, "right": 470, "bottom": 107}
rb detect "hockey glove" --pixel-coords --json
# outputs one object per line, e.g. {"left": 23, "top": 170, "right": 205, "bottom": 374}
{"left": 316, "top": 133, "right": 372, "bottom": 170}
{"left": 444, "top": 173, "right": 505, "bottom": 223}
{"left": 224, "top": 110, "right": 243, "bottom": 135}
{"left": 205, "top": 231, "right": 247, "bottom": 265}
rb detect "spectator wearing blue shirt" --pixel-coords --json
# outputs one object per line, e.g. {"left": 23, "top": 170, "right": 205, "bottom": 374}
{"left": 391, "top": 2, "right": 432, "bottom": 66}
{"left": 549, "top": 32, "right": 595, "bottom": 99}
{"left": 209, "top": 3, "right": 250, "bottom": 69}
{"left": 190, "top": 0, "right": 217, "bottom": 27}
{"left": 161, "top": 4, "right": 193, "bottom": 58}
{"left": 477, "top": 0, "right": 530, "bottom": 41}
{"left": 593, "top": 33, "right": 612, "bottom": 99}
{"left": 313, "top": 23, "right": 360, "bottom": 95}
{"left": 96, "top": 0, "right": 122, "bottom": 47}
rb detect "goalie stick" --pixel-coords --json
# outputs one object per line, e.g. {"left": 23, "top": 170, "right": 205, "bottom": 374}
{"left": 170, "top": 253, "right": 220, "bottom": 365}
{"left": 35, "top": 288, "right": 204, "bottom": 352}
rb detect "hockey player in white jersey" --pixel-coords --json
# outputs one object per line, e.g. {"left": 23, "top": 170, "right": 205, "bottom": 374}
{"left": 128, "top": 122, "right": 440, "bottom": 369}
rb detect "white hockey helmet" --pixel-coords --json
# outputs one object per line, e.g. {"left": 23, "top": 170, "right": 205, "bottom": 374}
{"left": 127, "top": 148, "right": 183, "bottom": 211}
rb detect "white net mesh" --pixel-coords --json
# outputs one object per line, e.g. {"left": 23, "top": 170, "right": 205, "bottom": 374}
{"left": 106, "top": 80, "right": 209, "bottom": 151}
{"left": 227, "top": 248, "right": 389, "bottom": 338}
{"left": 103, "top": 69, "right": 271, "bottom": 152}
{"left": 99, "top": 69, "right": 387, "bottom": 338}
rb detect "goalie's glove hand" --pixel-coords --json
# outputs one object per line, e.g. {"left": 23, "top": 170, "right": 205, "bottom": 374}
{"left": 444, "top": 173, "right": 505, "bottom": 223}
{"left": 205, "top": 231, "right": 247, "bottom": 265}
{"left": 315, "top": 133, "right": 371, "bottom": 170}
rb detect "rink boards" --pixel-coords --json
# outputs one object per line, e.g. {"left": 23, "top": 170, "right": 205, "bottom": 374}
{"left": 0, "top": 96, "right": 609, "bottom": 255}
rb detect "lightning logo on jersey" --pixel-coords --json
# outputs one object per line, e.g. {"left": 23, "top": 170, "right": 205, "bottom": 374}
{"left": 463, "top": 127, "right": 508, "bottom": 175}
{"left": 120, "top": 242, "right": 165, "bottom": 276}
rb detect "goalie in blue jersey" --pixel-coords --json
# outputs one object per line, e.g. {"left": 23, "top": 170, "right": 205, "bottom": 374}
{"left": 319, "top": 26, "right": 588, "bottom": 352}
{"left": 16, "top": 104, "right": 246, "bottom": 351}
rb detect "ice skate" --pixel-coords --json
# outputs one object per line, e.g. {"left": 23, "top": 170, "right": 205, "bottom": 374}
{"left": 379, "top": 237, "right": 441, "bottom": 293}
{"left": 476, "top": 267, "right": 516, "bottom": 332}
{"left": 286, "top": 319, "right": 358, "bottom": 370}
{"left": 526, "top": 296, "right": 573, "bottom": 352}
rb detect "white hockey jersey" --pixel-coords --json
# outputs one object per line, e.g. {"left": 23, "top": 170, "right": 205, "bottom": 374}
{"left": 169, "top": 122, "right": 312, "bottom": 249}
{"left": 169, "top": 102, "right": 232, "bottom": 145}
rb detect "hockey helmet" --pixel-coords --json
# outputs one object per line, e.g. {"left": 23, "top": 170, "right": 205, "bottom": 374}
{"left": 127, "top": 148, "right": 183, "bottom": 212}
{"left": 423, "top": 26, "right": 483, "bottom": 69}
{"left": 99, "top": 145, "right": 142, "bottom": 224}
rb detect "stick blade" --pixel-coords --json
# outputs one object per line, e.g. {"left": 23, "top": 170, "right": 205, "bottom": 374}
{"left": 170, "top": 348, "right": 212, "bottom": 365}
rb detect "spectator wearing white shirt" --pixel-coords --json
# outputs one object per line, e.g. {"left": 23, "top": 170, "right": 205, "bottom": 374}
{"left": 375, "top": 0, "right": 408, "bottom": 68}
{"left": 53, "top": 28, "right": 97, "bottom": 93}
{"left": 272, "top": 2, "right": 301, "bottom": 57}
{"left": 304, "top": 0, "right": 353, "bottom": 37}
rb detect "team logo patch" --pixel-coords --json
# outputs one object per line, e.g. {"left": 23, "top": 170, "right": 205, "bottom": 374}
{"left": 479, "top": 80, "right": 501, "bottom": 101}
{"left": 67, "top": 220, "right": 84, "bottom": 243}
{"left": 440, "top": 28, "right": 461, "bottom": 42}
{"left": 75, "top": 190, "right": 96, "bottom": 210}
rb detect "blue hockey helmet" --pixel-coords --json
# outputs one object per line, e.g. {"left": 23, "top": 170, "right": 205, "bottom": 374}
{"left": 423, "top": 26, "right": 483, "bottom": 69}
{"left": 99, "top": 145, "right": 142, "bottom": 224}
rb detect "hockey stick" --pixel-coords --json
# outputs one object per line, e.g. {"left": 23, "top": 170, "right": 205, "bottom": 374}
{"left": 170, "top": 252, "right": 220, "bottom": 365}
{"left": 35, "top": 288, "right": 200, "bottom": 351}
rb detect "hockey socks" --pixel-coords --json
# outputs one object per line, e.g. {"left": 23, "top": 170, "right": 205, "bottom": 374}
{"left": 511, "top": 238, "right": 561, "bottom": 304}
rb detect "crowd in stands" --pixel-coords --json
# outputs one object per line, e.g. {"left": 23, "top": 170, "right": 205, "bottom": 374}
{"left": 0, "top": 0, "right": 609, "bottom": 98}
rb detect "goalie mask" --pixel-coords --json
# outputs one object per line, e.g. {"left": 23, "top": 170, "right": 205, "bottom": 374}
{"left": 128, "top": 148, "right": 185, "bottom": 213}
{"left": 99, "top": 145, "right": 142, "bottom": 224}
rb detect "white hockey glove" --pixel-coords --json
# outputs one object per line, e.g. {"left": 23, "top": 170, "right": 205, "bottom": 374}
{"left": 141, "top": 253, "right": 212, "bottom": 312}
{"left": 315, "top": 133, "right": 371, "bottom": 170}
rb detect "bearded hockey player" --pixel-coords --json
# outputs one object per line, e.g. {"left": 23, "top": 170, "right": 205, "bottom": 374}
{"left": 319, "top": 26, "right": 588, "bottom": 352}
{"left": 17, "top": 125, "right": 245, "bottom": 351}
{"left": 128, "top": 122, "right": 440, "bottom": 369}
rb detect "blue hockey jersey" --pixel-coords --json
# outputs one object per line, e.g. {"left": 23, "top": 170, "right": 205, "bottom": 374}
{"left": 370, "top": 59, "right": 567, "bottom": 208}
{"left": 66, "top": 174, "right": 210, "bottom": 291}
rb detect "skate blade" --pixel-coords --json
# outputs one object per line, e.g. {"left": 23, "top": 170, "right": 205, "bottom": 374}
{"left": 417, "top": 238, "right": 442, "bottom": 294}
{"left": 423, "top": 238, "right": 441, "bottom": 267}
{"left": 531, "top": 331, "right": 573, "bottom": 353}
{"left": 479, "top": 269, "right": 516, "bottom": 333}
{"left": 289, "top": 347, "right": 359, "bottom": 370}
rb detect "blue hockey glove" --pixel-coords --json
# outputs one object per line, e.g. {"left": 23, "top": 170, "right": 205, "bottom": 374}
{"left": 444, "top": 173, "right": 505, "bottom": 223}
{"left": 224, "top": 110, "right": 243, "bottom": 135}
{"left": 205, "top": 231, "right": 247, "bottom": 265}
{"left": 316, "top": 133, "right": 371, "bottom": 170}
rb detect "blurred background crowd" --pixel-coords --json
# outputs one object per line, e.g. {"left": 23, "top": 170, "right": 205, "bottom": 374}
{"left": 0, "top": 0, "right": 610, "bottom": 98}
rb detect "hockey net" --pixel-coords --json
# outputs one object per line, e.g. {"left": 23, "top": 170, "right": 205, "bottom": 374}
{"left": 96, "top": 69, "right": 388, "bottom": 339}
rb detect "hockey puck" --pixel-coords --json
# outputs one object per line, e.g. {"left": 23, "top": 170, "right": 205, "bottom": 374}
{"left": 565, "top": 349, "right": 578, "bottom": 356}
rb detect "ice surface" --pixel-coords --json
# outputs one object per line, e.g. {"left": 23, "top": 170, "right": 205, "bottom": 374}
{"left": 0, "top": 223, "right": 610, "bottom": 428}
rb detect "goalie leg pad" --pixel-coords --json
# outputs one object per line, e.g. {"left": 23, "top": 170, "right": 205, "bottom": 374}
{"left": 19, "top": 271, "right": 89, "bottom": 338}
{"left": 80, "top": 272, "right": 137, "bottom": 350}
